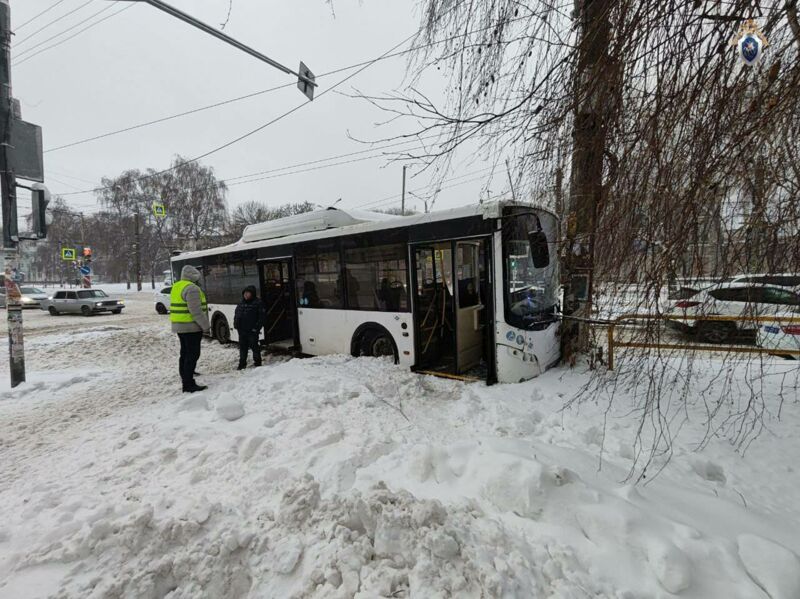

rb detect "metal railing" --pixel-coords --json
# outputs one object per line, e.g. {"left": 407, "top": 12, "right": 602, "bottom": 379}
{"left": 607, "top": 313, "right": 800, "bottom": 370}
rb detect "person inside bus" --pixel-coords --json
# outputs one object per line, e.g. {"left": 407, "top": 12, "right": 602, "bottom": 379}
{"left": 234, "top": 285, "right": 267, "bottom": 370}
{"left": 301, "top": 281, "right": 320, "bottom": 308}
{"left": 377, "top": 278, "right": 401, "bottom": 312}
{"left": 376, "top": 278, "right": 390, "bottom": 311}
{"left": 460, "top": 279, "right": 480, "bottom": 307}
{"left": 339, "top": 268, "right": 360, "bottom": 308}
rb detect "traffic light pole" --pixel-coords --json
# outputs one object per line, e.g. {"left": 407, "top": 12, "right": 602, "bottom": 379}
{"left": 116, "top": 0, "right": 316, "bottom": 100}
{"left": 1, "top": 0, "right": 25, "bottom": 387}
{"left": 79, "top": 212, "right": 92, "bottom": 288}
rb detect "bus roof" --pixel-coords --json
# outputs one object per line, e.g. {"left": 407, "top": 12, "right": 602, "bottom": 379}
{"left": 172, "top": 199, "right": 549, "bottom": 261}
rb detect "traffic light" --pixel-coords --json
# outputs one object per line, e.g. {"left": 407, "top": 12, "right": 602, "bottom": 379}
{"left": 31, "top": 185, "right": 50, "bottom": 239}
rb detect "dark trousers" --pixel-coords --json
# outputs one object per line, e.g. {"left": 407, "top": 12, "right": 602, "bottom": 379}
{"left": 178, "top": 332, "right": 203, "bottom": 387}
{"left": 238, "top": 330, "right": 262, "bottom": 366}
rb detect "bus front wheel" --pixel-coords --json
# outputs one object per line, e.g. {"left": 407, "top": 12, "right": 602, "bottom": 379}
{"left": 214, "top": 315, "right": 231, "bottom": 344}
{"left": 370, "top": 333, "right": 395, "bottom": 359}
{"left": 354, "top": 325, "right": 398, "bottom": 364}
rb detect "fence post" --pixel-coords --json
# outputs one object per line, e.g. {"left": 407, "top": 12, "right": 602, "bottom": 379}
{"left": 607, "top": 321, "right": 615, "bottom": 370}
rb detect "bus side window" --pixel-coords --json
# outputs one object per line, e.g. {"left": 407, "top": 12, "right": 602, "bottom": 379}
{"left": 295, "top": 250, "right": 342, "bottom": 309}
{"left": 344, "top": 244, "right": 408, "bottom": 312}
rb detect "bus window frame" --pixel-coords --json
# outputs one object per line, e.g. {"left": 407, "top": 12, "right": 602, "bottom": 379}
{"left": 500, "top": 206, "right": 559, "bottom": 331}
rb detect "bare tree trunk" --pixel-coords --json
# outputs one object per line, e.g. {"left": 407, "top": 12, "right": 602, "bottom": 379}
{"left": 562, "top": 0, "right": 616, "bottom": 363}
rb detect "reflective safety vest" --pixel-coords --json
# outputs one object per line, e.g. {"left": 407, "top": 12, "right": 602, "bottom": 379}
{"left": 170, "top": 280, "right": 208, "bottom": 323}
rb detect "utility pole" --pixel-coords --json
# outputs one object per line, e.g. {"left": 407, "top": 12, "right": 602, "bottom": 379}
{"left": 1, "top": 0, "right": 24, "bottom": 387}
{"left": 562, "top": 0, "right": 615, "bottom": 364}
{"left": 134, "top": 209, "right": 142, "bottom": 291}
{"left": 401, "top": 165, "right": 407, "bottom": 215}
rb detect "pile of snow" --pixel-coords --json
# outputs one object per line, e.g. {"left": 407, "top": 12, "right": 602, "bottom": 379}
{"left": 1, "top": 319, "right": 799, "bottom": 598}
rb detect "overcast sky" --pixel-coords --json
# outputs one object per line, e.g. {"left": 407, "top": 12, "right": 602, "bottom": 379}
{"left": 11, "top": 0, "right": 507, "bottom": 218}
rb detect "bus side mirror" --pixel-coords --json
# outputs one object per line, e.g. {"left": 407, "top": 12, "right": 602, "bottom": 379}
{"left": 528, "top": 230, "right": 550, "bottom": 269}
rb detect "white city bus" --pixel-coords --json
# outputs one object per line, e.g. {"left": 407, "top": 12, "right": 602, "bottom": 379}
{"left": 171, "top": 200, "right": 560, "bottom": 383}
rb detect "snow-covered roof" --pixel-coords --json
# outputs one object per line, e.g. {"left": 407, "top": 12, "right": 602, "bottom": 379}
{"left": 240, "top": 207, "right": 396, "bottom": 244}
{"left": 174, "top": 200, "right": 529, "bottom": 261}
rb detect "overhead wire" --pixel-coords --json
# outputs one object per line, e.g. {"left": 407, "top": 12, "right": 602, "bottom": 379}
{"left": 55, "top": 29, "right": 426, "bottom": 198}
{"left": 45, "top": 2, "right": 496, "bottom": 211}
{"left": 352, "top": 166, "right": 500, "bottom": 211}
{"left": 26, "top": 166, "right": 501, "bottom": 220}
{"left": 13, "top": 0, "right": 96, "bottom": 47}
{"left": 225, "top": 149, "right": 422, "bottom": 188}
{"left": 14, "top": 0, "right": 71, "bottom": 31}
{"left": 13, "top": 3, "right": 133, "bottom": 67}
{"left": 43, "top": 15, "right": 533, "bottom": 154}
{"left": 46, "top": 135, "right": 437, "bottom": 216}
{"left": 222, "top": 134, "right": 439, "bottom": 186}
{"left": 45, "top": 169, "right": 102, "bottom": 186}
{"left": 14, "top": 1, "right": 116, "bottom": 58}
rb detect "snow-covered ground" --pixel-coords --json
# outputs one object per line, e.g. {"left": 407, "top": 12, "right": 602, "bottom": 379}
{"left": 1, "top": 297, "right": 799, "bottom": 598}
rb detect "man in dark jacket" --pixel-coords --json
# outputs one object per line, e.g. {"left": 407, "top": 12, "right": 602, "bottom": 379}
{"left": 234, "top": 285, "right": 266, "bottom": 369}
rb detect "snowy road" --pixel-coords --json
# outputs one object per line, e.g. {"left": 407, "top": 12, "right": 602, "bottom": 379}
{"left": 1, "top": 293, "right": 799, "bottom": 598}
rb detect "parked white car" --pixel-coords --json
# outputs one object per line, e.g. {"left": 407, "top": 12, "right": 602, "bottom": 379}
{"left": 727, "top": 273, "right": 800, "bottom": 288}
{"left": 667, "top": 283, "right": 800, "bottom": 344}
{"left": 154, "top": 285, "right": 171, "bottom": 314}
{"left": 757, "top": 317, "right": 800, "bottom": 357}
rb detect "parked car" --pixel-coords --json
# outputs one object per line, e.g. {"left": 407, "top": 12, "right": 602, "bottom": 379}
{"left": 154, "top": 286, "right": 171, "bottom": 314}
{"left": 667, "top": 286, "right": 704, "bottom": 301}
{"left": 666, "top": 283, "right": 800, "bottom": 344}
{"left": 757, "top": 313, "right": 800, "bottom": 359}
{"left": 0, "top": 286, "right": 49, "bottom": 308}
{"left": 40, "top": 289, "right": 125, "bottom": 316}
{"left": 727, "top": 273, "right": 800, "bottom": 288}
{"left": 18, "top": 286, "right": 50, "bottom": 308}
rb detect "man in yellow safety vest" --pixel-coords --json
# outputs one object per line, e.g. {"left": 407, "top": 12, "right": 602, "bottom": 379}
{"left": 170, "top": 265, "right": 211, "bottom": 393}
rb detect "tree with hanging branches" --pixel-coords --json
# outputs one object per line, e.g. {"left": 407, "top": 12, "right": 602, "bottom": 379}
{"left": 363, "top": 0, "right": 800, "bottom": 478}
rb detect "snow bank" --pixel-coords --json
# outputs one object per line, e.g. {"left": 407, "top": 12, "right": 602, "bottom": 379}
{"left": 215, "top": 394, "right": 245, "bottom": 421}
{"left": 738, "top": 534, "right": 800, "bottom": 599}
{"left": 1, "top": 322, "right": 799, "bottom": 598}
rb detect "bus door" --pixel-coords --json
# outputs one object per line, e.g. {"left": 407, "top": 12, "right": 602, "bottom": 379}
{"left": 412, "top": 238, "right": 493, "bottom": 379}
{"left": 412, "top": 244, "right": 456, "bottom": 372}
{"left": 259, "top": 259, "right": 297, "bottom": 349}
{"left": 455, "top": 240, "right": 487, "bottom": 374}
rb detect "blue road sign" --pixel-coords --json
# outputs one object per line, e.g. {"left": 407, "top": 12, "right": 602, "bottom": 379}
{"left": 79, "top": 266, "right": 91, "bottom": 276}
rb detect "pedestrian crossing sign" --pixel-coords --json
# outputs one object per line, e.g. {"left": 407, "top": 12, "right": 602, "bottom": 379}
{"left": 61, "top": 248, "right": 76, "bottom": 261}
{"left": 152, "top": 203, "right": 166, "bottom": 218}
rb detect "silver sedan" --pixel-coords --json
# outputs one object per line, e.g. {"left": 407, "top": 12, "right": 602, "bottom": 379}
{"left": 0, "top": 286, "right": 50, "bottom": 309}
{"left": 40, "top": 289, "right": 125, "bottom": 316}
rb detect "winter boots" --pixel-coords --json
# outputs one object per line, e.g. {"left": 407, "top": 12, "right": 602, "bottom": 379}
{"left": 182, "top": 382, "right": 208, "bottom": 393}
{"left": 238, "top": 362, "right": 261, "bottom": 370}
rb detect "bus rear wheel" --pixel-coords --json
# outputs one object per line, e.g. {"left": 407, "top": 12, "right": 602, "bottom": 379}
{"left": 214, "top": 316, "right": 231, "bottom": 344}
